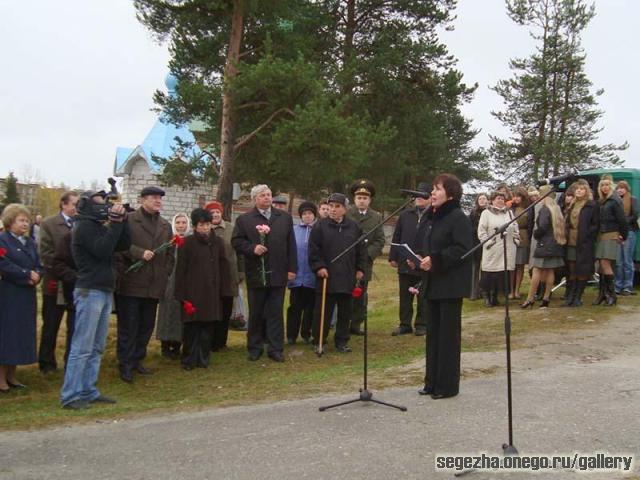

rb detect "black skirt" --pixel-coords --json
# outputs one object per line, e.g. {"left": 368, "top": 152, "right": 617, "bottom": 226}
{"left": 481, "top": 271, "right": 506, "bottom": 293}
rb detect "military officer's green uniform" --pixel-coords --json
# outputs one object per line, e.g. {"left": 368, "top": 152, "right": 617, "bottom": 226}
{"left": 346, "top": 179, "right": 386, "bottom": 335}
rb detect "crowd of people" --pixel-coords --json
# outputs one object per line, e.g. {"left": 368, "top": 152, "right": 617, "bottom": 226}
{"left": 0, "top": 172, "right": 637, "bottom": 407}
{"left": 468, "top": 177, "right": 638, "bottom": 309}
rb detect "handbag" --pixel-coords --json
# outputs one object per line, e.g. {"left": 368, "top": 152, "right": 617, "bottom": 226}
{"left": 534, "top": 240, "right": 553, "bottom": 258}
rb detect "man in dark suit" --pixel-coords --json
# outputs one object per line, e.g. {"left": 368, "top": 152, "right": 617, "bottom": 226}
{"left": 115, "top": 186, "right": 173, "bottom": 383}
{"left": 388, "top": 183, "right": 431, "bottom": 336}
{"left": 232, "top": 184, "right": 297, "bottom": 362}
{"left": 346, "top": 179, "right": 386, "bottom": 335}
{"left": 37, "top": 191, "right": 79, "bottom": 374}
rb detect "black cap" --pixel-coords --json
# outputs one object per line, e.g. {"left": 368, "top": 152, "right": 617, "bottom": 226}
{"left": 272, "top": 194, "right": 288, "bottom": 205}
{"left": 417, "top": 182, "right": 430, "bottom": 193}
{"left": 298, "top": 201, "right": 317, "bottom": 217}
{"left": 327, "top": 193, "right": 348, "bottom": 206}
{"left": 140, "top": 186, "right": 165, "bottom": 197}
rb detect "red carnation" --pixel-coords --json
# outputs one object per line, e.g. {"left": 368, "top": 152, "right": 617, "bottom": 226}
{"left": 0, "top": 247, "right": 7, "bottom": 258}
{"left": 352, "top": 286, "right": 363, "bottom": 299}
{"left": 183, "top": 300, "right": 197, "bottom": 316}
{"left": 172, "top": 235, "right": 185, "bottom": 248}
{"left": 47, "top": 280, "right": 58, "bottom": 295}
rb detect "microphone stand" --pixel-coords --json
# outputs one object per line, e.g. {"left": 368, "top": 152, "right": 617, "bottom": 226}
{"left": 319, "top": 196, "right": 414, "bottom": 413}
{"left": 454, "top": 185, "right": 558, "bottom": 476}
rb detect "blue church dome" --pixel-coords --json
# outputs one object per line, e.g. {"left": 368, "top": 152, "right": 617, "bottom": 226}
{"left": 114, "top": 72, "right": 201, "bottom": 175}
{"left": 165, "top": 73, "right": 178, "bottom": 94}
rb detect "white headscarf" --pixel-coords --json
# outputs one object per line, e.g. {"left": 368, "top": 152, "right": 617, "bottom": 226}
{"left": 171, "top": 212, "right": 192, "bottom": 237}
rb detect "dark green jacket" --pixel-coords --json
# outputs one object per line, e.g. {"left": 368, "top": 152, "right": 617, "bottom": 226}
{"left": 347, "top": 206, "right": 386, "bottom": 281}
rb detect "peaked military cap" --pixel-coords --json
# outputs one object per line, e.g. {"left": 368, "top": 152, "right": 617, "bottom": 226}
{"left": 350, "top": 179, "right": 375, "bottom": 198}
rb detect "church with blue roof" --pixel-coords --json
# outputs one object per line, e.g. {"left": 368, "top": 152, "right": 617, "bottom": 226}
{"left": 114, "top": 73, "right": 215, "bottom": 219}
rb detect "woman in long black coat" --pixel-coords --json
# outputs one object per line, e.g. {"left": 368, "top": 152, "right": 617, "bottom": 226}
{"left": 417, "top": 174, "right": 472, "bottom": 399}
{"left": 174, "top": 209, "right": 232, "bottom": 369}
{"left": 563, "top": 180, "right": 599, "bottom": 306}
{"left": 0, "top": 204, "right": 43, "bottom": 392}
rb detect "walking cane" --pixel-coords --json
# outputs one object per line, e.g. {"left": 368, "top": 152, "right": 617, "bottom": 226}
{"left": 316, "top": 277, "right": 328, "bottom": 357}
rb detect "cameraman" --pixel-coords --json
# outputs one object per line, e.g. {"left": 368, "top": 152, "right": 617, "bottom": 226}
{"left": 60, "top": 191, "right": 130, "bottom": 410}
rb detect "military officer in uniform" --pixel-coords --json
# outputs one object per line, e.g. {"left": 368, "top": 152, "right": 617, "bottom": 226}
{"left": 346, "top": 179, "right": 386, "bottom": 335}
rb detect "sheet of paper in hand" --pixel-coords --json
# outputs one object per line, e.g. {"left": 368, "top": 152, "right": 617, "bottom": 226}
{"left": 390, "top": 243, "right": 422, "bottom": 265}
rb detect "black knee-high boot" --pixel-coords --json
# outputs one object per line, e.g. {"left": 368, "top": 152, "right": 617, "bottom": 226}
{"left": 592, "top": 275, "right": 606, "bottom": 305}
{"left": 571, "top": 280, "right": 587, "bottom": 307}
{"left": 604, "top": 275, "right": 617, "bottom": 306}
{"left": 563, "top": 279, "right": 575, "bottom": 306}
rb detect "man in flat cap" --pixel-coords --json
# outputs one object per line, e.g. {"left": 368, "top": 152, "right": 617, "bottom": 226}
{"left": 232, "top": 184, "right": 297, "bottom": 362}
{"left": 115, "top": 186, "right": 173, "bottom": 383}
{"left": 346, "top": 179, "right": 386, "bottom": 335}
{"left": 309, "top": 193, "right": 366, "bottom": 352}
{"left": 272, "top": 194, "right": 288, "bottom": 211}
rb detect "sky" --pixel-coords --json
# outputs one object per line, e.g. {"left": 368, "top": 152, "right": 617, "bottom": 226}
{"left": 0, "top": 0, "right": 638, "bottom": 188}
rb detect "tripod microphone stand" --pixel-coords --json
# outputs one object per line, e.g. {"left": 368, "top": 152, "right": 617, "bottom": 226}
{"left": 455, "top": 185, "right": 558, "bottom": 475}
{"left": 319, "top": 196, "right": 415, "bottom": 413}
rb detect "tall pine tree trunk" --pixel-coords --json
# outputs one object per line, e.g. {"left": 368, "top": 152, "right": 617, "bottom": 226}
{"left": 533, "top": 5, "right": 551, "bottom": 181}
{"left": 217, "top": 0, "right": 244, "bottom": 220}
{"left": 340, "top": 0, "right": 356, "bottom": 114}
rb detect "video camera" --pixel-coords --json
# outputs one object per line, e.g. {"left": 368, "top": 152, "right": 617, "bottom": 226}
{"left": 77, "top": 178, "right": 131, "bottom": 221}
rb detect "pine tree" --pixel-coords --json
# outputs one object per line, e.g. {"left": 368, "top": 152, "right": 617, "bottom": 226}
{"left": 134, "top": 0, "right": 485, "bottom": 209}
{"left": 2, "top": 171, "right": 21, "bottom": 205}
{"left": 490, "top": 0, "right": 627, "bottom": 183}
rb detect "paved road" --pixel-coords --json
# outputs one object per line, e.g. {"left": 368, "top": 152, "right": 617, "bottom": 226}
{"left": 1, "top": 315, "right": 638, "bottom": 480}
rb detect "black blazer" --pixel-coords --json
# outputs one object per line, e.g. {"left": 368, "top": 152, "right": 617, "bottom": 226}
{"left": 232, "top": 207, "right": 297, "bottom": 288}
{"left": 599, "top": 196, "right": 629, "bottom": 240}
{"left": 420, "top": 200, "right": 472, "bottom": 300}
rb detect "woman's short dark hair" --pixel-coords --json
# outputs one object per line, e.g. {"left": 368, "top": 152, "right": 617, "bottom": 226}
{"left": 489, "top": 191, "right": 506, "bottom": 202}
{"left": 191, "top": 208, "right": 212, "bottom": 226}
{"left": 432, "top": 173, "right": 463, "bottom": 202}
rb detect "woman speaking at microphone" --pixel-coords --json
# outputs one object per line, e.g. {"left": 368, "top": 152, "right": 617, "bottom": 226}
{"left": 416, "top": 174, "right": 472, "bottom": 399}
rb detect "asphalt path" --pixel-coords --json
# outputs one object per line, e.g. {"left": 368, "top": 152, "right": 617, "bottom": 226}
{"left": 1, "top": 313, "right": 638, "bottom": 480}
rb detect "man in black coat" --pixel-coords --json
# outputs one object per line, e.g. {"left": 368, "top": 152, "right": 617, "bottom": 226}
{"left": 232, "top": 184, "right": 297, "bottom": 362}
{"left": 60, "top": 191, "right": 130, "bottom": 409}
{"left": 389, "top": 183, "right": 430, "bottom": 336}
{"left": 309, "top": 193, "right": 367, "bottom": 353}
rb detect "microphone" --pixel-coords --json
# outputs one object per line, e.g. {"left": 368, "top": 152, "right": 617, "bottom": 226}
{"left": 536, "top": 170, "right": 578, "bottom": 186}
{"left": 400, "top": 189, "right": 430, "bottom": 199}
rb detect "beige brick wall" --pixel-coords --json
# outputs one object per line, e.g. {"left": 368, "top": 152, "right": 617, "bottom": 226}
{"left": 120, "top": 160, "right": 217, "bottom": 221}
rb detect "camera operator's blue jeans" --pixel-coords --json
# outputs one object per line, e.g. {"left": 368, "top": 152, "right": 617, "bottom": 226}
{"left": 615, "top": 231, "right": 636, "bottom": 292}
{"left": 60, "top": 289, "right": 112, "bottom": 406}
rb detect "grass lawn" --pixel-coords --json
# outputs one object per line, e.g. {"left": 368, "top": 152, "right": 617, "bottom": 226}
{"left": 1, "top": 259, "right": 636, "bottom": 430}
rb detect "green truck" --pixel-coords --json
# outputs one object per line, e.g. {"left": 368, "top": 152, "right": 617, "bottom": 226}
{"left": 579, "top": 168, "right": 640, "bottom": 263}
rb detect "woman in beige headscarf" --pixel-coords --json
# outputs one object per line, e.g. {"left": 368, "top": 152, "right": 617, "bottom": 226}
{"left": 157, "top": 212, "right": 191, "bottom": 359}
